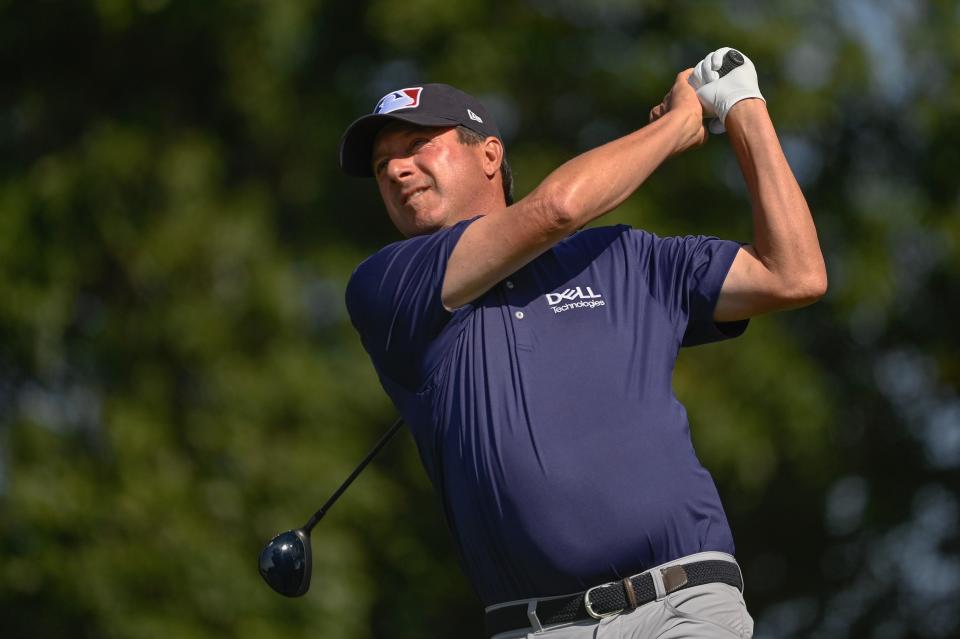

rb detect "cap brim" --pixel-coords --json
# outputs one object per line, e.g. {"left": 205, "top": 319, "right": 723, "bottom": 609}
{"left": 338, "top": 112, "right": 462, "bottom": 177}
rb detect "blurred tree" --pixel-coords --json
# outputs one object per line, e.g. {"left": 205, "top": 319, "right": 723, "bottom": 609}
{"left": 0, "top": 1, "right": 957, "bottom": 638}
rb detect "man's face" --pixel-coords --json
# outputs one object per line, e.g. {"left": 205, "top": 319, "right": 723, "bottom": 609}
{"left": 371, "top": 122, "right": 488, "bottom": 237}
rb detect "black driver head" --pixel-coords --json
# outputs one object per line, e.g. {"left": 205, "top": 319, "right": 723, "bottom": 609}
{"left": 258, "top": 529, "right": 312, "bottom": 597}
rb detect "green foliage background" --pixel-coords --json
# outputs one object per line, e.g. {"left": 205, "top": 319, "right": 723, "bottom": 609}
{"left": 2, "top": 1, "right": 958, "bottom": 637}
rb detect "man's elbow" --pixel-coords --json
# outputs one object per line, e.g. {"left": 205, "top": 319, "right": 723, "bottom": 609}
{"left": 533, "top": 182, "right": 583, "bottom": 236}
{"left": 785, "top": 268, "right": 828, "bottom": 307}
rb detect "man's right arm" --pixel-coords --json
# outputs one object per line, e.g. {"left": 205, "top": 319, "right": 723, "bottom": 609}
{"left": 441, "top": 70, "right": 707, "bottom": 310}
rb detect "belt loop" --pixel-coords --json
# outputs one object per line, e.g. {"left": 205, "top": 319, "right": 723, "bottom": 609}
{"left": 622, "top": 577, "right": 639, "bottom": 610}
{"left": 651, "top": 567, "right": 667, "bottom": 601}
{"left": 526, "top": 600, "right": 544, "bottom": 633}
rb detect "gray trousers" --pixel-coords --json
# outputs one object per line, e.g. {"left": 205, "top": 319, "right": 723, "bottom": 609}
{"left": 488, "top": 552, "right": 754, "bottom": 639}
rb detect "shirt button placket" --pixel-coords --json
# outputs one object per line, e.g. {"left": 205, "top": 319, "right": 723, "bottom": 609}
{"left": 505, "top": 282, "right": 523, "bottom": 318}
{"left": 505, "top": 277, "right": 533, "bottom": 350}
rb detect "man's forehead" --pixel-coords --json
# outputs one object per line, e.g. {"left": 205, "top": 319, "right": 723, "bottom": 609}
{"left": 373, "top": 121, "right": 450, "bottom": 153}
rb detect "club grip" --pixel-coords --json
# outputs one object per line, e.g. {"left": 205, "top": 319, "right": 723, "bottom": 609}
{"left": 718, "top": 50, "right": 744, "bottom": 77}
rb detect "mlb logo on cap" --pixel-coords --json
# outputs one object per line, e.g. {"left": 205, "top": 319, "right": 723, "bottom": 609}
{"left": 374, "top": 88, "right": 423, "bottom": 115}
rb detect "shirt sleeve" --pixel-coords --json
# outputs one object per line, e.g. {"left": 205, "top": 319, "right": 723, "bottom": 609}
{"left": 633, "top": 230, "right": 748, "bottom": 347}
{"left": 345, "top": 218, "right": 476, "bottom": 388}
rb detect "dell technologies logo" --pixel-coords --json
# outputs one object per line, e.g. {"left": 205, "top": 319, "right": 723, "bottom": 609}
{"left": 545, "top": 286, "right": 605, "bottom": 314}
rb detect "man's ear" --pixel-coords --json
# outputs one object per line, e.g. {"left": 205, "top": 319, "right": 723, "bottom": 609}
{"left": 481, "top": 137, "right": 504, "bottom": 179}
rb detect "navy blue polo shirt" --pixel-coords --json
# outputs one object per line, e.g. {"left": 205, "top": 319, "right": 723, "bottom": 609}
{"left": 345, "top": 218, "right": 748, "bottom": 607}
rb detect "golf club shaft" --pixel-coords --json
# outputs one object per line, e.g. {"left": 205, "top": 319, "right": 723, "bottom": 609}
{"left": 302, "top": 417, "right": 404, "bottom": 533}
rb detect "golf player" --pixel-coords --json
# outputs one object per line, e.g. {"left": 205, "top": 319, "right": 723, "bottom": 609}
{"left": 339, "top": 48, "right": 826, "bottom": 638}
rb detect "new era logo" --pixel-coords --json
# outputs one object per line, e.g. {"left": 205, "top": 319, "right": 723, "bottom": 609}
{"left": 374, "top": 87, "right": 423, "bottom": 114}
{"left": 467, "top": 109, "right": 483, "bottom": 124}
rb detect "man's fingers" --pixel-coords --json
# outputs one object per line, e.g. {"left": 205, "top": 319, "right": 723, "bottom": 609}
{"left": 695, "top": 58, "right": 716, "bottom": 85}
{"left": 710, "top": 47, "right": 728, "bottom": 71}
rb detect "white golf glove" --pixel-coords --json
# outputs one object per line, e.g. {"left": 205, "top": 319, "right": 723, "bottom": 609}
{"left": 688, "top": 47, "right": 765, "bottom": 134}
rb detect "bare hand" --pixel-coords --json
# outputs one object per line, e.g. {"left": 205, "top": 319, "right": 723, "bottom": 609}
{"left": 649, "top": 69, "right": 708, "bottom": 155}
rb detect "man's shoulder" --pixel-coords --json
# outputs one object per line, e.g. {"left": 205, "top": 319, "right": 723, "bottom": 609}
{"left": 547, "top": 226, "right": 735, "bottom": 277}
{"left": 347, "top": 232, "right": 436, "bottom": 293}
{"left": 571, "top": 223, "right": 633, "bottom": 239}
{"left": 564, "top": 226, "right": 733, "bottom": 255}
{"left": 346, "top": 217, "right": 481, "bottom": 319}
{"left": 559, "top": 223, "right": 666, "bottom": 247}
{"left": 350, "top": 217, "right": 480, "bottom": 282}
{"left": 550, "top": 224, "right": 641, "bottom": 260}
{"left": 349, "top": 237, "right": 406, "bottom": 281}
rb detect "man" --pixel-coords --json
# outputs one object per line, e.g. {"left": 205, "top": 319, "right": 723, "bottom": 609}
{"left": 339, "top": 48, "right": 826, "bottom": 638}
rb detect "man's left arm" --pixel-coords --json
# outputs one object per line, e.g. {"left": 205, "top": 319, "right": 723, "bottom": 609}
{"left": 688, "top": 48, "right": 827, "bottom": 322}
{"left": 713, "top": 99, "right": 827, "bottom": 321}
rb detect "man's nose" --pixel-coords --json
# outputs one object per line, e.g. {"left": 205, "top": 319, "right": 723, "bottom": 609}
{"left": 385, "top": 155, "right": 416, "bottom": 181}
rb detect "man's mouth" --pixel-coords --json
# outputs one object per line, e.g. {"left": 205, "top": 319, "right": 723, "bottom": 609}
{"left": 401, "top": 187, "right": 429, "bottom": 206}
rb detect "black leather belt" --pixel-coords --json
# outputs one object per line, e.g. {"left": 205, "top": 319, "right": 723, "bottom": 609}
{"left": 484, "top": 559, "right": 743, "bottom": 638}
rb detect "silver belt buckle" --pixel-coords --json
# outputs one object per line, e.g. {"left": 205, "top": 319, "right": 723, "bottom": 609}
{"left": 583, "top": 581, "right": 624, "bottom": 620}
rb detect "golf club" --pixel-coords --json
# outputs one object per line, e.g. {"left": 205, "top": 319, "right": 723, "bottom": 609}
{"left": 258, "top": 416, "right": 405, "bottom": 597}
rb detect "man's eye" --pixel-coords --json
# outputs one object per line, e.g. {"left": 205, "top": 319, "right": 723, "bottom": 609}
{"left": 374, "top": 158, "right": 388, "bottom": 174}
{"left": 410, "top": 138, "right": 428, "bottom": 152}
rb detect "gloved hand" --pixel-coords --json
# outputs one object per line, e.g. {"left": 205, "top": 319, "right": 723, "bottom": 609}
{"left": 688, "top": 47, "right": 765, "bottom": 134}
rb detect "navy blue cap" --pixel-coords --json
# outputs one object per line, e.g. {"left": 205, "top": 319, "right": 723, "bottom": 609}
{"left": 339, "top": 83, "right": 501, "bottom": 177}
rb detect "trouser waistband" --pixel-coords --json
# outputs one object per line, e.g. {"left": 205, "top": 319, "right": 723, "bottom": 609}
{"left": 484, "top": 552, "right": 743, "bottom": 639}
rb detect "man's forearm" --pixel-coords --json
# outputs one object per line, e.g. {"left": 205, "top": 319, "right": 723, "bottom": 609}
{"left": 726, "top": 100, "right": 827, "bottom": 299}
